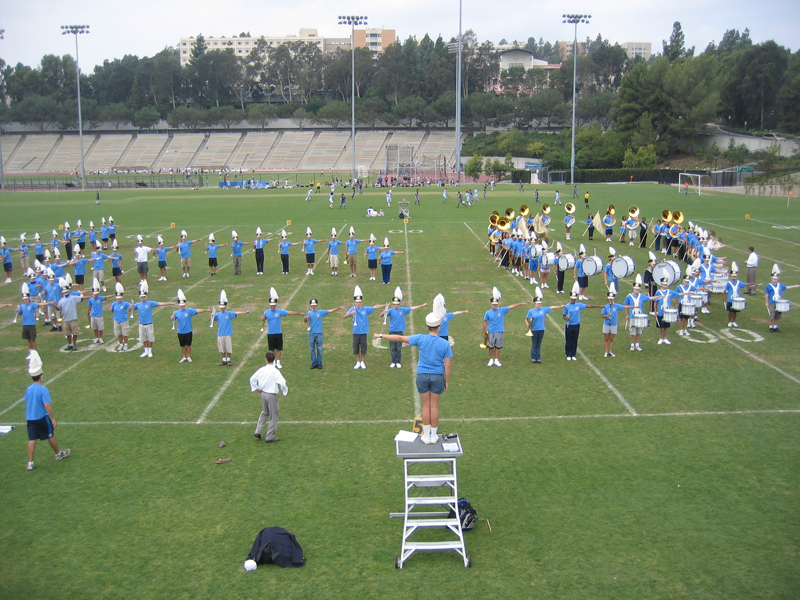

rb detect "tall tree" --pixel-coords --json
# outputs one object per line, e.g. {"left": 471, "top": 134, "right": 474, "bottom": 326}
{"left": 663, "top": 22, "right": 694, "bottom": 62}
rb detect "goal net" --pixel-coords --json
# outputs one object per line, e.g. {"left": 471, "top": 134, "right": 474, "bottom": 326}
{"left": 678, "top": 173, "right": 716, "bottom": 196}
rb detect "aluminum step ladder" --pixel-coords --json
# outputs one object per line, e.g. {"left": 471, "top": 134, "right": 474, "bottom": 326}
{"left": 396, "top": 457, "right": 470, "bottom": 568}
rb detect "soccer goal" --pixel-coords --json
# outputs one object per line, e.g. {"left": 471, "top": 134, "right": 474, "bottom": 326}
{"left": 678, "top": 173, "right": 716, "bottom": 196}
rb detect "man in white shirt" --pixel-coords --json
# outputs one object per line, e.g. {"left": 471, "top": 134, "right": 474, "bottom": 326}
{"left": 746, "top": 246, "right": 759, "bottom": 295}
{"left": 250, "top": 351, "right": 288, "bottom": 443}
{"left": 133, "top": 236, "right": 152, "bottom": 282}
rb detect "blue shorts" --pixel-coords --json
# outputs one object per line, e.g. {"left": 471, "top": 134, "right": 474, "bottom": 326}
{"left": 27, "top": 416, "right": 54, "bottom": 441}
{"left": 416, "top": 373, "right": 445, "bottom": 395}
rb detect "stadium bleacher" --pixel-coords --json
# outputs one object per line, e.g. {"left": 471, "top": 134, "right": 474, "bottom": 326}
{"left": 192, "top": 133, "right": 243, "bottom": 169}
{"left": 152, "top": 134, "right": 205, "bottom": 170}
{"left": 298, "top": 132, "right": 349, "bottom": 170}
{"left": 335, "top": 131, "right": 388, "bottom": 171}
{"left": 227, "top": 132, "right": 279, "bottom": 171}
{"left": 418, "top": 131, "right": 456, "bottom": 162}
{"left": 120, "top": 134, "right": 169, "bottom": 170}
{"left": 264, "top": 131, "right": 315, "bottom": 170}
{"left": 6, "top": 135, "right": 60, "bottom": 172}
{"left": 85, "top": 135, "right": 133, "bottom": 171}
{"left": 41, "top": 135, "right": 88, "bottom": 173}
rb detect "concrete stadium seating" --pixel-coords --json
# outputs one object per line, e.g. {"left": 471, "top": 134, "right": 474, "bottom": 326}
{"left": 264, "top": 131, "right": 315, "bottom": 170}
{"left": 227, "top": 132, "right": 279, "bottom": 171}
{"left": 419, "top": 132, "right": 456, "bottom": 162}
{"left": 298, "top": 132, "right": 349, "bottom": 170}
{"left": 6, "top": 135, "right": 60, "bottom": 172}
{"left": 85, "top": 135, "right": 133, "bottom": 171}
{"left": 152, "top": 134, "right": 205, "bottom": 170}
{"left": 121, "top": 134, "right": 169, "bottom": 170}
{"left": 1, "top": 135, "right": 21, "bottom": 164}
{"left": 41, "top": 135, "right": 87, "bottom": 172}
{"left": 192, "top": 133, "right": 243, "bottom": 168}
{"left": 335, "top": 131, "right": 388, "bottom": 171}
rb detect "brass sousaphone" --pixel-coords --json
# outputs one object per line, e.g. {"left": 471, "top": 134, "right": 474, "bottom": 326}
{"left": 520, "top": 205, "right": 530, "bottom": 217}
{"left": 627, "top": 205, "right": 640, "bottom": 230}
{"left": 607, "top": 204, "right": 617, "bottom": 227}
{"left": 564, "top": 203, "right": 576, "bottom": 228}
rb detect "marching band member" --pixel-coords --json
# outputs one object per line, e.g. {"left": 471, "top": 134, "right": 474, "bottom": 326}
{"left": 302, "top": 227, "right": 327, "bottom": 276}
{"left": 564, "top": 213, "right": 573, "bottom": 240}
{"left": 483, "top": 287, "right": 525, "bottom": 367}
{"left": 380, "top": 287, "right": 427, "bottom": 368}
{"left": 603, "top": 248, "right": 618, "bottom": 290}
{"left": 563, "top": 282, "right": 602, "bottom": 361}
{"left": 304, "top": 299, "right": 343, "bottom": 369}
{"left": 724, "top": 262, "right": 748, "bottom": 328}
{"left": 624, "top": 275, "right": 647, "bottom": 351}
{"left": 252, "top": 227, "right": 276, "bottom": 275}
{"left": 600, "top": 284, "right": 633, "bottom": 357}
{"left": 586, "top": 214, "right": 595, "bottom": 241}
{"left": 638, "top": 217, "right": 648, "bottom": 248}
{"left": 603, "top": 212, "right": 614, "bottom": 242}
{"left": 652, "top": 279, "right": 691, "bottom": 345}
{"left": 279, "top": 230, "right": 296, "bottom": 275}
{"left": 525, "top": 286, "right": 564, "bottom": 363}
{"left": 432, "top": 293, "right": 468, "bottom": 342}
{"left": 365, "top": 234, "right": 379, "bottom": 281}
{"left": 344, "top": 286, "right": 384, "bottom": 369}
{"left": 261, "top": 288, "right": 303, "bottom": 369}
{"left": 698, "top": 254, "right": 715, "bottom": 314}
{"left": 539, "top": 241, "right": 551, "bottom": 289}
{"left": 554, "top": 243, "right": 566, "bottom": 293}
{"left": 765, "top": 265, "right": 798, "bottom": 333}
{"left": 379, "top": 238, "right": 403, "bottom": 285}
{"left": 345, "top": 227, "right": 362, "bottom": 278}
{"left": 676, "top": 267, "right": 697, "bottom": 337}
{"left": 574, "top": 245, "right": 589, "bottom": 300}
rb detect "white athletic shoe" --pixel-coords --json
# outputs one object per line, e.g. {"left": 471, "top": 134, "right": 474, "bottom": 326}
{"left": 636, "top": 345, "right": 643, "bottom": 351}
{"left": 657, "top": 339, "right": 663, "bottom": 345}
{"left": 609, "top": 352, "right": 615, "bottom": 357}
{"left": 140, "top": 351, "right": 148, "bottom": 357}
{"left": 186, "top": 357, "right": 192, "bottom": 363}
{"left": 487, "top": 359, "right": 495, "bottom": 367}
{"left": 494, "top": 360, "right": 502, "bottom": 367}
{"left": 179, "top": 358, "right": 186, "bottom": 363}
{"left": 396, "top": 364, "right": 402, "bottom": 368}
{"left": 701, "top": 307, "right": 710, "bottom": 314}
{"left": 663, "top": 339, "right": 671, "bottom": 345}
{"left": 389, "top": 363, "right": 396, "bottom": 368}
{"left": 732, "top": 322, "right": 739, "bottom": 328}
{"left": 275, "top": 360, "right": 282, "bottom": 369}
{"left": 354, "top": 363, "right": 360, "bottom": 369}
{"left": 542, "top": 284, "right": 549, "bottom": 288}
{"left": 360, "top": 362, "right": 366, "bottom": 369}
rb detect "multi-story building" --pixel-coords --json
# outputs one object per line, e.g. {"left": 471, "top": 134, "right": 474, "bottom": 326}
{"left": 557, "top": 41, "right": 586, "bottom": 60}
{"left": 179, "top": 28, "right": 395, "bottom": 66}
{"left": 622, "top": 42, "right": 652, "bottom": 61}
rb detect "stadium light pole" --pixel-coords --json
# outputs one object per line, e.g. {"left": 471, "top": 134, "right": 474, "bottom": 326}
{"left": 61, "top": 24, "right": 90, "bottom": 191}
{"left": 338, "top": 15, "right": 367, "bottom": 184}
{"left": 455, "top": 0, "right": 463, "bottom": 185}
{"left": 562, "top": 14, "right": 590, "bottom": 186}
{"left": 0, "top": 28, "right": 5, "bottom": 193}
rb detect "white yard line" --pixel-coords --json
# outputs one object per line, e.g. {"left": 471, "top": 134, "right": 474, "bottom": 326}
{"left": 464, "top": 222, "right": 637, "bottom": 416}
{"left": 402, "top": 220, "right": 422, "bottom": 416}
{"left": 5, "top": 408, "right": 797, "bottom": 427}
{"left": 195, "top": 225, "right": 347, "bottom": 424}
{"left": 702, "top": 220, "right": 800, "bottom": 248}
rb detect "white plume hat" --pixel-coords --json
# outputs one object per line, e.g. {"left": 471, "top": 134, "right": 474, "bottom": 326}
{"left": 27, "top": 350, "right": 43, "bottom": 377}
{"left": 0, "top": 236, "right": 5, "bottom": 245}
{"left": 73, "top": 244, "right": 81, "bottom": 255}
{"left": 231, "top": 230, "right": 238, "bottom": 239}
{"left": 109, "top": 216, "right": 114, "bottom": 223}
{"left": 256, "top": 227, "right": 262, "bottom": 236}
{"left": 570, "top": 281, "right": 580, "bottom": 297}
{"left": 432, "top": 293, "right": 447, "bottom": 319}
{"left": 491, "top": 286, "right": 501, "bottom": 303}
{"left": 534, "top": 286, "right": 543, "bottom": 302}
{"left": 369, "top": 233, "right": 376, "bottom": 243}
{"left": 685, "top": 265, "right": 692, "bottom": 279}
{"left": 64, "top": 221, "right": 70, "bottom": 229}
{"left": 177, "top": 289, "right": 187, "bottom": 304}
{"left": 281, "top": 229, "right": 287, "bottom": 239}
{"left": 34, "top": 232, "right": 41, "bottom": 241}
{"left": 64, "top": 273, "right": 73, "bottom": 287}
{"left": 88, "top": 222, "right": 93, "bottom": 229}
{"left": 556, "top": 242, "right": 563, "bottom": 253}
{"left": 635, "top": 274, "right": 643, "bottom": 287}
{"left": 349, "top": 226, "right": 355, "bottom": 237}
{"left": 115, "top": 282, "right": 124, "bottom": 297}
{"left": 392, "top": 286, "right": 403, "bottom": 303}
{"left": 52, "top": 229, "right": 58, "bottom": 238}
{"left": 219, "top": 290, "right": 228, "bottom": 306}
{"left": 95, "top": 241, "right": 102, "bottom": 251}
{"left": 137, "top": 234, "right": 143, "bottom": 243}
{"left": 772, "top": 264, "right": 781, "bottom": 277}
{"left": 53, "top": 248, "right": 61, "bottom": 258}
{"left": 47, "top": 267, "right": 55, "bottom": 279}
{"left": 354, "top": 285, "right": 363, "bottom": 300}
{"left": 208, "top": 233, "right": 215, "bottom": 242}
{"left": 306, "top": 227, "right": 312, "bottom": 237}
{"left": 101, "top": 217, "right": 106, "bottom": 225}
{"left": 157, "top": 235, "right": 164, "bottom": 244}
{"left": 92, "top": 278, "right": 101, "bottom": 292}
{"left": 269, "top": 287, "right": 279, "bottom": 304}
{"left": 77, "top": 220, "right": 82, "bottom": 227}
{"left": 731, "top": 261, "right": 739, "bottom": 274}
{"left": 608, "top": 282, "right": 617, "bottom": 298}
{"left": 608, "top": 246, "right": 617, "bottom": 257}
{"left": 22, "top": 282, "right": 30, "bottom": 298}
{"left": 649, "top": 251, "right": 657, "bottom": 264}
{"left": 139, "top": 280, "right": 149, "bottom": 296}
{"left": 112, "top": 239, "right": 118, "bottom": 249}
{"left": 383, "top": 237, "right": 390, "bottom": 248}
{"left": 331, "top": 227, "right": 337, "bottom": 238}
{"left": 181, "top": 230, "right": 188, "bottom": 238}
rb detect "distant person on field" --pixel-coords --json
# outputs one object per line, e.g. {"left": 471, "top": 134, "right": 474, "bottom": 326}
{"left": 24, "top": 351, "right": 70, "bottom": 472}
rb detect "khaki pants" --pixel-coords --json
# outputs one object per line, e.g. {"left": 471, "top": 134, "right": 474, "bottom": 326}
{"left": 255, "top": 392, "right": 279, "bottom": 440}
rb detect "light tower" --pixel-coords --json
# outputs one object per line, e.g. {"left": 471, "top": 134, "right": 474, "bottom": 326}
{"left": 338, "top": 15, "right": 368, "bottom": 184}
{"left": 61, "top": 24, "right": 90, "bottom": 190}
{"left": 562, "top": 14, "right": 590, "bottom": 186}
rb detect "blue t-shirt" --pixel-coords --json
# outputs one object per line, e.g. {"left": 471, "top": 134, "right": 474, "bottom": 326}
{"left": 725, "top": 280, "right": 746, "bottom": 302}
{"left": 254, "top": 239, "right": 267, "bottom": 250}
{"left": 765, "top": 282, "right": 786, "bottom": 304}
{"left": 655, "top": 289, "right": 679, "bottom": 316}
{"left": 174, "top": 307, "right": 198, "bottom": 334}
{"left": 604, "top": 263, "right": 618, "bottom": 285}
{"left": 33, "top": 243, "right": 45, "bottom": 256}
{"left": 88, "top": 296, "right": 106, "bottom": 317}
{"left": 279, "top": 241, "right": 293, "bottom": 255}
{"left": 73, "top": 258, "right": 88, "bottom": 276}
{"left": 109, "top": 253, "right": 123, "bottom": 269}
{"left": 91, "top": 253, "right": 109, "bottom": 270}
{"left": 45, "top": 283, "right": 61, "bottom": 302}
{"left": 575, "top": 259, "right": 585, "bottom": 278}
{"left": 366, "top": 246, "right": 378, "bottom": 260}
{"left": 18, "top": 302, "right": 39, "bottom": 326}
{"left": 53, "top": 261, "right": 67, "bottom": 278}
{"left": 306, "top": 309, "right": 329, "bottom": 334}
{"left": 262, "top": 308, "right": 288, "bottom": 334}
{"left": 624, "top": 293, "right": 646, "bottom": 318}
{"left": 483, "top": 306, "right": 510, "bottom": 334}
{"left": 601, "top": 303, "right": 626, "bottom": 326}
{"left": 25, "top": 384, "right": 52, "bottom": 421}
{"left": 438, "top": 312, "right": 456, "bottom": 337}
{"left": 328, "top": 240, "right": 343, "bottom": 255}
{"left": 100, "top": 225, "right": 109, "bottom": 239}
{"left": 525, "top": 307, "right": 551, "bottom": 332}
{"left": 0, "top": 247, "right": 11, "bottom": 264}
{"left": 154, "top": 247, "right": 170, "bottom": 262}
{"left": 303, "top": 239, "right": 319, "bottom": 254}
{"left": 345, "top": 239, "right": 361, "bottom": 254}
{"left": 409, "top": 334, "right": 453, "bottom": 375}
{"left": 134, "top": 300, "right": 159, "bottom": 324}
{"left": 214, "top": 310, "right": 237, "bottom": 336}
{"left": 231, "top": 241, "right": 244, "bottom": 257}
{"left": 563, "top": 302, "right": 587, "bottom": 326}
{"left": 349, "top": 305, "right": 374, "bottom": 334}
{"left": 206, "top": 244, "right": 220, "bottom": 259}
{"left": 380, "top": 250, "right": 396, "bottom": 265}
{"left": 179, "top": 241, "right": 194, "bottom": 259}
{"left": 111, "top": 300, "right": 131, "bottom": 323}
{"left": 387, "top": 306, "right": 411, "bottom": 332}
{"left": 58, "top": 293, "right": 83, "bottom": 322}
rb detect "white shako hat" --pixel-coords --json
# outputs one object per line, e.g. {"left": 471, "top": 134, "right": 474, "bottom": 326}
{"left": 45, "top": 249, "right": 52, "bottom": 260}
{"left": 369, "top": 233, "right": 376, "bottom": 243}
{"left": 115, "top": 282, "right": 124, "bottom": 298}
{"left": 772, "top": 264, "right": 781, "bottom": 277}
{"left": 607, "top": 282, "right": 617, "bottom": 299}
{"left": 52, "top": 229, "right": 58, "bottom": 238}
{"left": 556, "top": 241, "right": 563, "bottom": 254}
{"left": 22, "top": 282, "right": 30, "bottom": 298}
{"left": 47, "top": 268, "right": 55, "bottom": 280}
{"left": 255, "top": 227, "right": 262, "bottom": 237}
{"left": 634, "top": 274, "right": 643, "bottom": 288}
{"left": 112, "top": 239, "right": 118, "bottom": 249}
{"left": 730, "top": 261, "right": 739, "bottom": 275}
{"left": 137, "top": 234, "right": 143, "bottom": 243}
{"left": 281, "top": 229, "right": 287, "bottom": 239}
{"left": 35, "top": 260, "right": 43, "bottom": 272}
{"left": 28, "top": 350, "right": 43, "bottom": 377}
{"left": 64, "top": 221, "right": 70, "bottom": 230}
{"left": 92, "top": 278, "right": 101, "bottom": 293}
{"left": 139, "top": 280, "right": 149, "bottom": 297}
{"left": 77, "top": 220, "right": 82, "bottom": 228}
{"left": 354, "top": 285, "right": 363, "bottom": 301}
{"left": 383, "top": 237, "right": 390, "bottom": 248}
{"left": 89, "top": 221, "right": 94, "bottom": 229}
{"left": 218, "top": 290, "right": 228, "bottom": 307}
{"left": 177, "top": 289, "right": 187, "bottom": 305}
{"left": 306, "top": 227, "right": 312, "bottom": 237}
{"left": 331, "top": 227, "right": 337, "bottom": 238}
{"left": 578, "top": 243, "right": 586, "bottom": 257}
{"left": 432, "top": 293, "right": 446, "bottom": 319}
{"left": 208, "top": 232, "right": 215, "bottom": 243}
{"left": 349, "top": 226, "right": 355, "bottom": 237}
{"left": 534, "top": 286, "right": 543, "bottom": 302}
{"left": 157, "top": 235, "right": 164, "bottom": 245}
{"left": 425, "top": 313, "right": 441, "bottom": 328}
{"left": 309, "top": 298, "right": 318, "bottom": 306}
{"left": 181, "top": 230, "right": 188, "bottom": 239}
{"left": 109, "top": 216, "right": 114, "bottom": 223}
{"left": 95, "top": 240, "right": 102, "bottom": 250}
{"left": 649, "top": 251, "right": 657, "bottom": 265}
{"left": 72, "top": 243, "right": 81, "bottom": 256}
{"left": 490, "top": 286, "right": 501, "bottom": 304}
{"left": 0, "top": 236, "right": 5, "bottom": 246}
{"left": 231, "top": 230, "right": 238, "bottom": 240}
{"left": 570, "top": 281, "right": 579, "bottom": 298}
{"left": 101, "top": 217, "right": 106, "bottom": 225}
{"left": 53, "top": 248, "right": 61, "bottom": 258}
{"left": 269, "top": 287, "right": 279, "bottom": 305}
{"left": 64, "top": 273, "right": 73, "bottom": 288}
{"left": 692, "top": 258, "right": 701, "bottom": 271}
{"left": 392, "top": 286, "right": 403, "bottom": 303}
{"left": 608, "top": 246, "right": 617, "bottom": 258}
{"left": 685, "top": 265, "right": 692, "bottom": 279}
{"left": 20, "top": 233, "right": 27, "bottom": 243}
{"left": 34, "top": 232, "right": 41, "bottom": 241}
{"left": 27, "top": 267, "right": 36, "bottom": 278}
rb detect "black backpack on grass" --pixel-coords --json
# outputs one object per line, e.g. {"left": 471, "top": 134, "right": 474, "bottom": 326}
{"left": 450, "top": 498, "right": 478, "bottom": 531}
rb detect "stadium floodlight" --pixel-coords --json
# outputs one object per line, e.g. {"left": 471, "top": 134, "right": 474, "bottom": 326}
{"left": 61, "top": 25, "right": 90, "bottom": 191}
{"left": 562, "top": 14, "right": 590, "bottom": 186}
{"left": 338, "top": 15, "right": 368, "bottom": 184}
{"left": 0, "top": 29, "right": 5, "bottom": 193}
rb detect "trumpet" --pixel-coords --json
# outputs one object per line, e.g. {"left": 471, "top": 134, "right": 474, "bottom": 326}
{"left": 383, "top": 302, "right": 389, "bottom": 325}
{"left": 479, "top": 329, "right": 489, "bottom": 349}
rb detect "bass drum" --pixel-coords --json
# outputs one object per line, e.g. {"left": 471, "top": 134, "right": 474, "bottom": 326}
{"left": 582, "top": 255, "right": 604, "bottom": 277}
{"left": 611, "top": 256, "right": 635, "bottom": 279}
{"left": 558, "top": 254, "right": 576, "bottom": 271}
{"left": 653, "top": 260, "right": 681, "bottom": 287}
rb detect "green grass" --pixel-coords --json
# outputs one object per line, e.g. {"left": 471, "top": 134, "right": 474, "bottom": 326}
{"left": 0, "top": 182, "right": 798, "bottom": 599}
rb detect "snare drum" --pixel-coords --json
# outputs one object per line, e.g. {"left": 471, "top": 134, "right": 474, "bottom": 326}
{"left": 731, "top": 297, "right": 747, "bottom": 311}
{"left": 541, "top": 252, "right": 556, "bottom": 268}
{"left": 653, "top": 260, "right": 681, "bottom": 287}
{"left": 630, "top": 313, "right": 650, "bottom": 329}
{"left": 680, "top": 300, "right": 696, "bottom": 317}
{"left": 611, "top": 256, "right": 636, "bottom": 279}
{"left": 775, "top": 299, "right": 792, "bottom": 313}
{"left": 558, "top": 253, "right": 576, "bottom": 271}
{"left": 691, "top": 293, "right": 704, "bottom": 308}
{"left": 709, "top": 280, "right": 726, "bottom": 294}
{"left": 582, "top": 255, "right": 603, "bottom": 277}
{"left": 662, "top": 308, "right": 679, "bottom": 323}
{"left": 713, "top": 272, "right": 729, "bottom": 281}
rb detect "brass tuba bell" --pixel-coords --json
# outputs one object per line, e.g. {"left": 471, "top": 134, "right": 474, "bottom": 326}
{"left": 629, "top": 205, "right": 640, "bottom": 218}
{"left": 672, "top": 210, "right": 684, "bottom": 225}
{"left": 565, "top": 203, "right": 576, "bottom": 215}
{"left": 608, "top": 204, "right": 616, "bottom": 215}
{"left": 661, "top": 210, "right": 672, "bottom": 222}
{"left": 542, "top": 203, "right": 551, "bottom": 215}
{"left": 520, "top": 204, "right": 529, "bottom": 217}
{"left": 489, "top": 213, "right": 499, "bottom": 226}
{"left": 505, "top": 207, "right": 516, "bottom": 220}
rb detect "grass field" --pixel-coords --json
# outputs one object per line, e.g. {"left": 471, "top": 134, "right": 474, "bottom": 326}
{"left": 0, "top": 182, "right": 798, "bottom": 599}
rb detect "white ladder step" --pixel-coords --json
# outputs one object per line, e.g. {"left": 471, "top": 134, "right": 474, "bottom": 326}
{"left": 403, "top": 541, "right": 464, "bottom": 551}
{"left": 407, "top": 496, "right": 457, "bottom": 506}
{"left": 406, "top": 474, "right": 456, "bottom": 483}
{"left": 405, "top": 518, "right": 460, "bottom": 527}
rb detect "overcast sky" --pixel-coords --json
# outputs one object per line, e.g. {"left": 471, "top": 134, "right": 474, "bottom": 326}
{"left": 1, "top": 0, "right": 797, "bottom": 71}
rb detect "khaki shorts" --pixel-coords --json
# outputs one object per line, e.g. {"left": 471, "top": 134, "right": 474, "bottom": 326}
{"left": 329, "top": 255, "right": 339, "bottom": 268}
{"left": 139, "top": 323, "right": 155, "bottom": 343}
{"left": 91, "top": 316, "right": 105, "bottom": 331}
{"left": 768, "top": 306, "right": 782, "bottom": 321}
{"left": 63, "top": 320, "right": 80, "bottom": 335}
{"left": 93, "top": 269, "right": 104, "bottom": 282}
{"left": 217, "top": 335, "right": 232, "bottom": 353}
{"left": 180, "top": 258, "right": 191, "bottom": 269}
{"left": 113, "top": 321, "right": 130, "bottom": 337}
{"left": 348, "top": 254, "right": 357, "bottom": 266}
